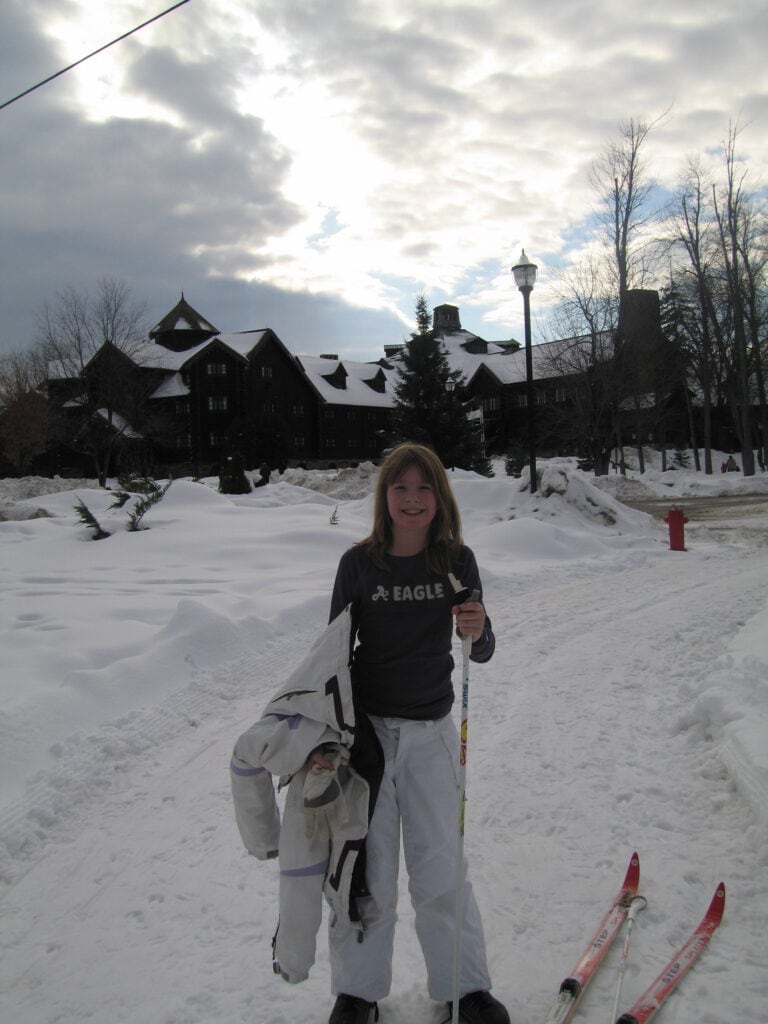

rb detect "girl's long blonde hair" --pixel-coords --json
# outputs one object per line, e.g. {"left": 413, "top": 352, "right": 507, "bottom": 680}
{"left": 358, "top": 442, "right": 463, "bottom": 573}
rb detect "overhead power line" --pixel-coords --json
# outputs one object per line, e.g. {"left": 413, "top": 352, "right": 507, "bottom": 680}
{"left": 0, "top": 0, "right": 193, "bottom": 113}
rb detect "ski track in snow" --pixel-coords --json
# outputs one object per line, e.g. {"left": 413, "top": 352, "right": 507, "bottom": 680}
{"left": 478, "top": 546, "right": 768, "bottom": 1024}
{"left": 2, "top": 487, "right": 768, "bottom": 1022}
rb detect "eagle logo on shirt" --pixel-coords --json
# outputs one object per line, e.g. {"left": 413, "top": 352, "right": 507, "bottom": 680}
{"left": 370, "top": 583, "right": 444, "bottom": 602}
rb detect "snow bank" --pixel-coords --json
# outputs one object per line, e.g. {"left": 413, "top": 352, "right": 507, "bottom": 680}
{"left": 1, "top": 457, "right": 768, "bottom": 1022}
{"left": 678, "top": 602, "right": 768, "bottom": 845}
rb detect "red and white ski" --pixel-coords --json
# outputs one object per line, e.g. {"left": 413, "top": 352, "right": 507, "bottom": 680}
{"left": 542, "top": 853, "right": 641, "bottom": 1024}
{"left": 615, "top": 882, "right": 725, "bottom": 1024}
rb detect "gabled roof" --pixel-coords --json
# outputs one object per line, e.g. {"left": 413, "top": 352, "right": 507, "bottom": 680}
{"left": 464, "top": 343, "right": 558, "bottom": 387}
{"left": 95, "top": 408, "right": 142, "bottom": 438}
{"left": 207, "top": 331, "right": 271, "bottom": 361}
{"left": 472, "top": 334, "right": 615, "bottom": 387}
{"left": 382, "top": 322, "right": 617, "bottom": 392}
{"left": 149, "top": 373, "right": 189, "bottom": 400}
{"left": 296, "top": 354, "right": 396, "bottom": 408}
{"left": 149, "top": 295, "right": 219, "bottom": 338}
{"left": 135, "top": 330, "right": 273, "bottom": 373}
{"left": 386, "top": 327, "right": 513, "bottom": 387}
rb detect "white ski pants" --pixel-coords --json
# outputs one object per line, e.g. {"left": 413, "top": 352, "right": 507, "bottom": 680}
{"left": 329, "top": 713, "right": 491, "bottom": 1002}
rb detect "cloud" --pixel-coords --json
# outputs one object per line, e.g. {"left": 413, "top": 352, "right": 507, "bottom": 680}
{"left": 1, "top": 0, "right": 766, "bottom": 361}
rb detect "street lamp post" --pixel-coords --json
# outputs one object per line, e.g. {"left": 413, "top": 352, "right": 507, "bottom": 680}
{"left": 446, "top": 379, "right": 455, "bottom": 470}
{"left": 512, "top": 249, "right": 538, "bottom": 493}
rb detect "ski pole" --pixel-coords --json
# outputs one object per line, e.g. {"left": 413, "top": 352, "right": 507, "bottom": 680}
{"left": 610, "top": 895, "right": 647, "bottom": 1024}
{"left": 448, "top": 578, "right": 479, "bottom": 1024}
{"left": 451, "top": 628, "right": 472, "bottom": 1024}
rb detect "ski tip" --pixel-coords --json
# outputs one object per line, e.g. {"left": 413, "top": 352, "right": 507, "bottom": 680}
{"left": 708, "top": 882, "right": 726, "bottom": 924}
{"left": 623, "top": 852, "right": 640, "bottom": 892}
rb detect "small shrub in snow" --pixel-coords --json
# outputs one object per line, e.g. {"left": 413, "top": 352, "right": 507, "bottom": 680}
{"left": 117, "top": 475, "right": 162, "bottom": 495}
{"left": 126, "top": 479, "right": 172, "bottom": 531}
{"left": 74, "top": 498, "right": 110, "bottom": 540}
{"left": 505, "top": 447, "right": 527, "bottom": 477}
{"left": 672, "top": 447, "right": 690, "bottom": 470}
{"left": 109, "top": 491, "right": 132, "bottom": 510}
{"left": 75, "top": 478, "right": 172, "bottom": 535}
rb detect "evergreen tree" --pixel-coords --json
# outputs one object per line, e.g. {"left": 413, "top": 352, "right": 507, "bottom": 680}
{"left": 413, "top": 293, "right": 432, "bottom": 339}
{"left": 391, "top": 298, "right": 490, "bottom": 475}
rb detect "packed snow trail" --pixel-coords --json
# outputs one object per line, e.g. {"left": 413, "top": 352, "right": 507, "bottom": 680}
{"left": 1, "top": 506, "right": 767, "bottom": 1021}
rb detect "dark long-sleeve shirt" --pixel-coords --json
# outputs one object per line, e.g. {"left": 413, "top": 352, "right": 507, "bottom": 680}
{"left": 329, "top": 544, "right": 495, "bottom": 721}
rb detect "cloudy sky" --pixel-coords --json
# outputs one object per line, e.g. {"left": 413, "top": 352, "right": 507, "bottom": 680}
{"left": 2, "top": 0, "right": 766, "bottom": 362}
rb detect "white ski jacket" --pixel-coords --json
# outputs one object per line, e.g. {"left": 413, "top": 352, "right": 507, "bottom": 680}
{"left": 230, "top": 606, "right": 371, "bottom": 983}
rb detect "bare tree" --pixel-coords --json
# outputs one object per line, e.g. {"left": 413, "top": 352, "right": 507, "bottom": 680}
{"left": 0, "top": 345, "right": 48, "bottom": 402}
{"left": 0, "top": 346, "right": 52, "bottom": 474}
{"left": 738, "top": 200, "right": 768, "bottom": 472}
{"left": 39, "top": 277, "right": 151, "bottom": 483}
{"left": 590, "top": 114, "right": 665, "bottom": 334}
{"left": 40, "top": 277, "right": 147, "bottom": 375}
{"left": 663, "top": 122, "right": 767, "bottom": 474}
{"left": 544, "top": 114, "right": 668, "bottom": 473}
{"left": 711, "top": 122, "right": 766, "bottom": 476}
{"left": 666, "top": 160, "right": 719, "bottom": 472}
{"left": 543, "top": 260, "right": 619, "bottom": 474}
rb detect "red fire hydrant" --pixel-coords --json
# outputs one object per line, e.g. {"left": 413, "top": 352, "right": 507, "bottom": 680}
{"left": 664, "top": 506, "right": 688, "bottom": 551}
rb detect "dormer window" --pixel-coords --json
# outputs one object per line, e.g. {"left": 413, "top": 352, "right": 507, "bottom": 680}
{"left": 322, "top": 364, "right": 348, "bottom": 389}
{"left": 363, "top": 369, "right": 386, "bottom": 393}
{"left": 461, "top": 338, "right": 489, "bottom": 354}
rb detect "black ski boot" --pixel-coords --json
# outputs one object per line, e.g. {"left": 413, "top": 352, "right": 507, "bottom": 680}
{"left": 329, "top": 993, "right": 379, "bottom": 1024}
{"left": 449, "top": 990, "right": 510, "bottom": 1024}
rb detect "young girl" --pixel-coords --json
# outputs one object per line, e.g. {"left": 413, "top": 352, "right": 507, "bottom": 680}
{"left": 314, "top": 443, "right": 509, "bottom": 1024}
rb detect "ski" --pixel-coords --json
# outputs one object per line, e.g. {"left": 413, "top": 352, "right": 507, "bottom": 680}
{"left": 542, "top": 853, "right": 641, "bottom": 1024}
{"left": 615, "top": 882, "right": 725, "bottom": 1024}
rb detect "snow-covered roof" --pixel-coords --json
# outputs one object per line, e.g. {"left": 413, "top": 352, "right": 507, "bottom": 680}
{"left": 214, "top": 331, "right": 270, "bottom": 359}
{"left": 297, "top": 355, "right": 396, "bottom": 408}
{"left": 467, "top": 345, "right": 555, "bottom": 386}
{"left": 438, "top": 329, "right": 508, "bottom": 358}
{"left": 149, "top": 295, "right": 218, "bottom": 338}
{"left": 460, "top": 333, "right": 614, "bottom": 388}
{"left": 50, "top": 303, "right": 619, "bottom": 425}
{"left": 96, "top": 408, "right": 141, "bottom": 439}
{"left": 387, "top": 328, "right": 520, "bottom": 388}
{"left": 133, "top": 331, "right": 271, "bottom": 372}
{"left": 150, "top": 373, "right": 189, "bottom": 400}
{"left": 380, "top": 327, "right": 619, "bottom": 392}
{"left": 125, "top": 341, "right": 185, "bottom": 371}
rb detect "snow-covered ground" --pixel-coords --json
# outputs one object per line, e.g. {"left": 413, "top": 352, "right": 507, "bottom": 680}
{"left": 1, "top": 453, "right": 767, "bottom": 1024}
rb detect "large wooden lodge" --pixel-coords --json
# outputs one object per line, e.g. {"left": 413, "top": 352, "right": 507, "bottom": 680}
{"left": 47, "top": 290, "right": 692, "bottom": 476}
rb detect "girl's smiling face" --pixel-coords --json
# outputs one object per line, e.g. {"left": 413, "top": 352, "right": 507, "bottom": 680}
{"left": 386, "top": 463, "right": 438, "bottom": 550}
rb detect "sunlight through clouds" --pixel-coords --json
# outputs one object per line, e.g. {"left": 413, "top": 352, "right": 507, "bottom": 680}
{"left": 40, "top": 2, "right": 180, "bottom": 125}
{"left": 2, "top": 0, "right": 766, "bottom": 357}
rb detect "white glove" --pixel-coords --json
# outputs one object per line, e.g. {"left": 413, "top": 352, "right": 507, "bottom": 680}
{"left": 303, "top": 744, "right": 350, "bottom": 840}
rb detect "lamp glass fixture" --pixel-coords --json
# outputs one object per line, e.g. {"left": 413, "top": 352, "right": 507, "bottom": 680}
{"left": 512, "top": 249, "right": 538, "bottom": 290}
